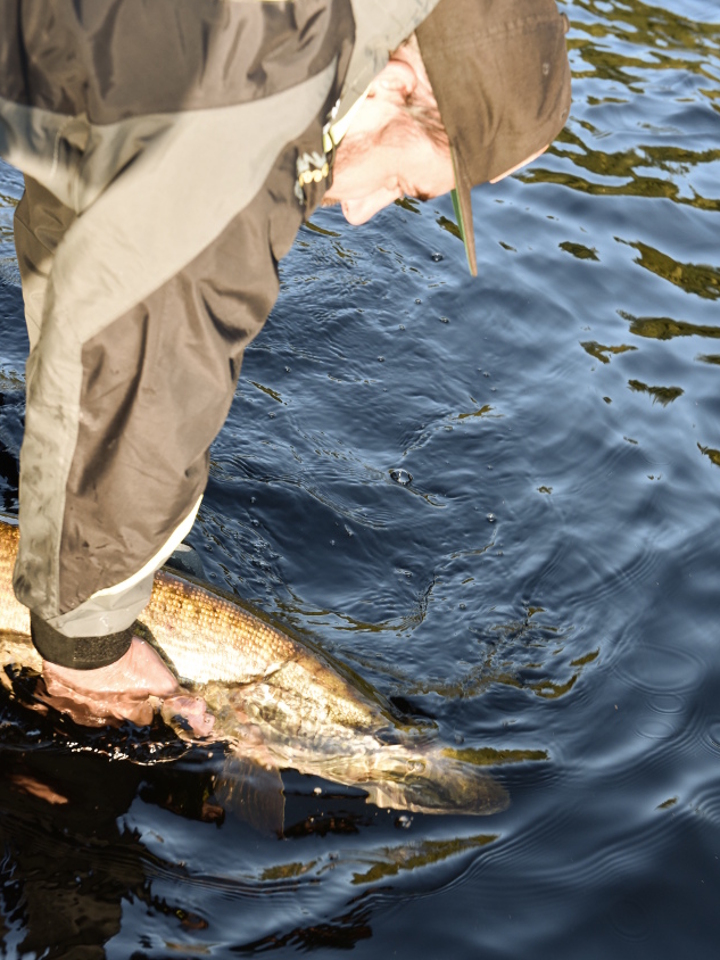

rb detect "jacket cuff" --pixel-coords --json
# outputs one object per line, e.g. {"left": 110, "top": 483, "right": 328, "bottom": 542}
{"left": 30, "top": 612, "right": 134, "bottom": 669}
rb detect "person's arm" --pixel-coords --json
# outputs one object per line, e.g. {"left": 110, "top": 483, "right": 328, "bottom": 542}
{"left": 1, "top": 0, "right": 353, "bottom": 713}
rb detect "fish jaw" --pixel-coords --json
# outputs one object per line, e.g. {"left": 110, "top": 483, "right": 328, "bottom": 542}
{"left": 359, "top": 752, "right": 510, "bottom": 816}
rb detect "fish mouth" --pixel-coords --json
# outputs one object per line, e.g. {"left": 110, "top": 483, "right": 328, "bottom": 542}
{"left": 360, "top": 759, "right": 510, "bottom": 817}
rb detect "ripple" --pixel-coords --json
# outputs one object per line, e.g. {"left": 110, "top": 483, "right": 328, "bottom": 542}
{"left": 1, "top": 4, "right": 720, "bottom": 956}
{"left": 635, "top": 718, "right": 678, "bottom": 741}
{"left": 0, "top": 257, "right": 20, "bottom": 288}
{"left": 617, "top": 643, "right": 705, "bottom": 696}
{"left": 708, "top": 721, "right": 720, "bottom": 748}
{"left": 609, "top": 898, "right": 652, "bottom": 943}
{"left": 561, "top": 536, "right": 662, "bottom": 612}
{"left": 648, "top": 693, "right": 686, "bottom": 715}
{"left": 698, "top": 719, "right": 720, "bottom": 759}
{"left": 686, "top": 778, "right": 720, "bottom": 828}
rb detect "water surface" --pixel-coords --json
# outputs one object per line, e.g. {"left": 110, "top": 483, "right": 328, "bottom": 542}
{"left": 1, "top": 1, "right": 719, "bottom": 956}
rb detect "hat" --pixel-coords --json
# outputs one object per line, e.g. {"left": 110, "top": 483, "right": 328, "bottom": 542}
{"left": 416, "top": 0, "right": 572, "bottom": 275}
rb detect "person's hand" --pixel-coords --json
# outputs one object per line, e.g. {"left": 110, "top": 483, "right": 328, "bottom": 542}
{"left": 40, "top": 637, "right": 214, "bottom": 737}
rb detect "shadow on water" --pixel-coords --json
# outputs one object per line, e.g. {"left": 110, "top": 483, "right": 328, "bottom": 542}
{"left": 0, "top": 684, "right": 511, "bottom": 957}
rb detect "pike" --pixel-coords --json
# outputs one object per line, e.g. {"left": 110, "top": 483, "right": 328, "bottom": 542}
{"left": 0, "top": 518, "right": 508, "bottom": 817}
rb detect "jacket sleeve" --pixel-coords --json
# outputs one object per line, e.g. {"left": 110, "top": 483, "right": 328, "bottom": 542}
{"left": 1, "top": 0, "right": 354, "bottom": 666}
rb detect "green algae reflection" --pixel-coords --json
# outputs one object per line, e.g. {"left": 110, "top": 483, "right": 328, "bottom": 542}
{"left": 624, "top": 241, "right": 720, "bottom": 301}
{"left": 351, "top": 833, "right": 498, "bottom": 885}
{"left": 698, "top": 444, "right": 720, "bottom": 468}
{"left": 620, "top": 312, "right": 720, "bottom": 342}
{"left": 628, "top": 379, "right": 684, "bottom": 406}
{"left": 581, "top": 341, "right": 637, "bottom": 364}
{"left": 571, "top": 0, "right": 720, "bottom": 60}
{"left": 442, "top": 747, "right": 548, "bottom": 766}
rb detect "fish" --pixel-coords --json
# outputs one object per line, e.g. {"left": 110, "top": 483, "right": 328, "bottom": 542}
{"left": 0, "top": 517, "right": 508, "bottom": 817}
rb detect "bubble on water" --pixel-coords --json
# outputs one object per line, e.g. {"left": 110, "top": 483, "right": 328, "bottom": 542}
{"left": 431, "top": 253, "right": 444, "bottom": 262}
{"left": 395, "top": 814, "right": 413, "bottom": 829}
{"left": 390, "top": 468, "right": 413, "bottom": 486}
{"left": 486, "top": 513, "right": 497, "bottom": 523}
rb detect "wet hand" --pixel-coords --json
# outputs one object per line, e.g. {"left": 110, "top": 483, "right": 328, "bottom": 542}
{"left": 40, "top": 637, "right": 215, "bottom": 736}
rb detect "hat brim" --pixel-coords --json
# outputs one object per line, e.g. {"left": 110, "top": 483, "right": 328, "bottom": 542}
{"left": 450, "top": 148, "right": 477, "bottom": 277}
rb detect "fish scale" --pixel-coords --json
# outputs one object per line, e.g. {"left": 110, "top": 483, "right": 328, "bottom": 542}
{"left": 0, "top": 518, "right": 508, "bottom": 816}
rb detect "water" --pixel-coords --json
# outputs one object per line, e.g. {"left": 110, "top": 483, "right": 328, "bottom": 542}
{"left": 1, "top": 1, "right": 719, "bottom": 956}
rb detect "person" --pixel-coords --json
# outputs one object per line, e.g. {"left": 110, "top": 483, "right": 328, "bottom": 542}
{"left": 0, "top": 0, "right": 571, "bottom": 728}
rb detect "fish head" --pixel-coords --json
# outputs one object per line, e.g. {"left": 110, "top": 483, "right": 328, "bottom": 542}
{"left": 361, "top": 756, "right": 509, "bottom": 816}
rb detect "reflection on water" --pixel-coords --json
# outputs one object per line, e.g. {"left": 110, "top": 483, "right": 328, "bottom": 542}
{"left": 1, "top": 0, "right": 720, "bottom": 956}
{"left": 581, "top": 340, "right": 637, "bottom": 362}
{"left": 627, "top": 379, "right": 683, "bottom": 405}
{"left": 624, "top": 240, "right": 720, "bottom": 298}
{"left": 623, "top": 311, "right": 720, "bottom": 340}
{"left": 0, "top": 689, "right": 509, "bottom": 956}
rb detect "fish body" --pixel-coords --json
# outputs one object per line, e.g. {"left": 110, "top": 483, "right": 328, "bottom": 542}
{"left": 0, "top": 518, "right": 507, "bottom": 816}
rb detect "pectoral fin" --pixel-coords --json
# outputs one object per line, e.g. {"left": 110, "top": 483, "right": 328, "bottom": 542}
{"left": 213, "top": 756, "right": 285, "bottom": 837}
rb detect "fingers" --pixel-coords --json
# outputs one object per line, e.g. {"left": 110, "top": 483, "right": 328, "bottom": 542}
{"left": 36, "top": 680, "right": 158, "bottom": 728}
{"left": 162, "top": 694, "right": 216, "bottom": 738}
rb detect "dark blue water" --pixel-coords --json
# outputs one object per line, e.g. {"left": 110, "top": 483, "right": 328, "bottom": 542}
{"left": 1, "top": 1, "right": 719, "bottom": 956}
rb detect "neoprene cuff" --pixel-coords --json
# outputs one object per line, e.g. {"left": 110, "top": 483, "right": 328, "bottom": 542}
{"left": 30, "top": 612, "right": 134, "bottom": 669}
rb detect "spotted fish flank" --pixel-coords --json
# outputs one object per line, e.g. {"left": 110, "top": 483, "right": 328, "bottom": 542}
{"left": 0, "top": 518, "right": 507, "bottom": 817}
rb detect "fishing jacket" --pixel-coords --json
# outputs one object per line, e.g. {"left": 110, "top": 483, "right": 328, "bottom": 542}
{"left": 0, "top": 0, "right": 441, "bottom": 665}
